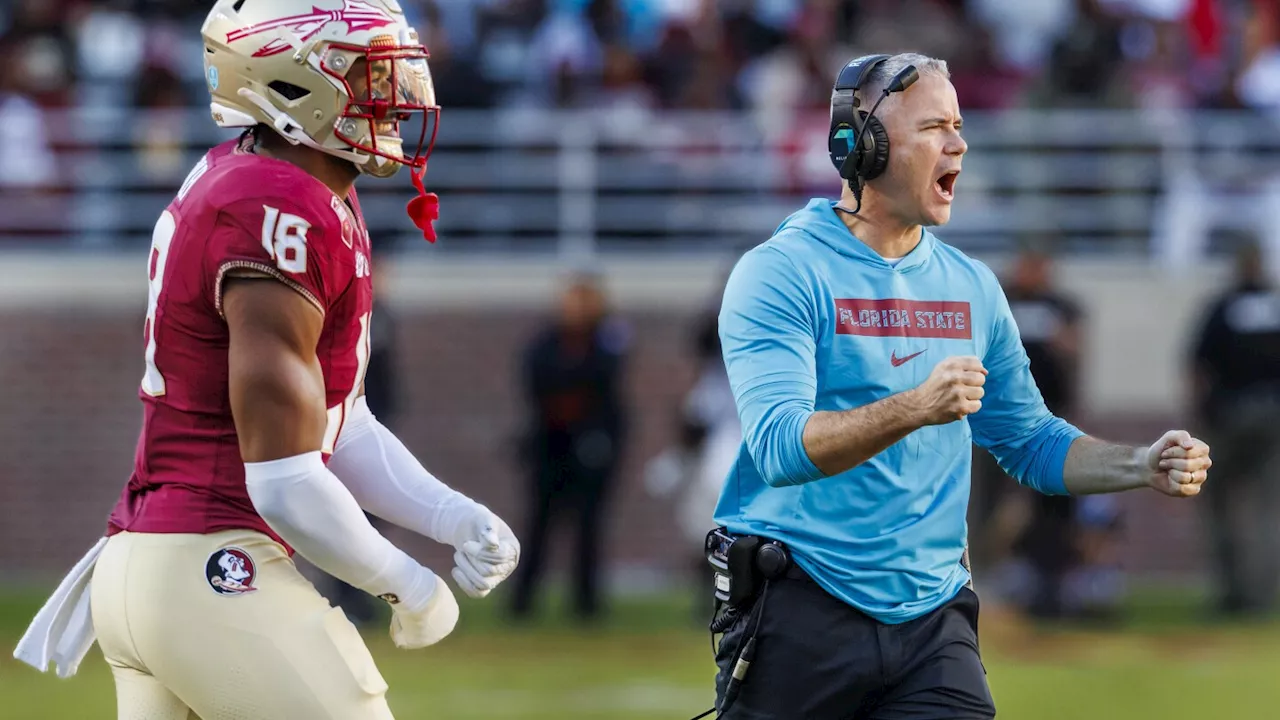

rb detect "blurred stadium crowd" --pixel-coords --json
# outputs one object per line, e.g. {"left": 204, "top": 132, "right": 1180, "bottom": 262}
{"left": 1, "top": 0, "right": 1277, "bottom": 204}
{"left": 1, "top": 0, "right": 1274, "bottom": 115}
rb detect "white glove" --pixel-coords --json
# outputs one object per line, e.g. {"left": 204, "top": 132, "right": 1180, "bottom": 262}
{"left": 389, "top": 571, "right": 459, "bottom": 649}
{"left": 444, "top": 501, "right": 520, "bottom": 599}
{"left": 326, "top": 398, "right": 520, "bottom": 598}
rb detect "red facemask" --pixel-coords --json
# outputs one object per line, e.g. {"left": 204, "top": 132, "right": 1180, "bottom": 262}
{"left": 322, "top": 38, "right": 442, "bottom": 242}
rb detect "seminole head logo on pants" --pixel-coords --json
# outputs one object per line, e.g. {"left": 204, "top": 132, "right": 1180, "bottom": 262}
{"left": 206, "top": 547, "right": 258, "bottom": 595}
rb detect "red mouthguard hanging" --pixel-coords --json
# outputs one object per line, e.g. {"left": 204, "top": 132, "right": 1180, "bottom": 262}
{"left": 406, "top": 166, "right": 439, "bottom": 243}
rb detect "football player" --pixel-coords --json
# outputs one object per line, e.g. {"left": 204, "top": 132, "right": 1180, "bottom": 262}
{"left": 16, "top": 1, "right": 519, "bottom": 718}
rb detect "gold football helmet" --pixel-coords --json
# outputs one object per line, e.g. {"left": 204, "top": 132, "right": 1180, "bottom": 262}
{"left": 201, "top": 0, "right": 439, "bottom": 180}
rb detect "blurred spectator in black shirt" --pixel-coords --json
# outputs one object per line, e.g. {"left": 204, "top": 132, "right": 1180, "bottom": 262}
{"left": 1006, "top": 248, "right": 1081, "bottom": 418}
{"left": 974, "top": 246, "right": 1124, "bottom": 621}
{"left": 1190, "top": 235, "right": 1280, "bottom": 617}
{"left": 1035, "top": 0, "right": 1125, "bottom": 107}
{"left": 511, "top": 270, "right": 630, "bottom": 623}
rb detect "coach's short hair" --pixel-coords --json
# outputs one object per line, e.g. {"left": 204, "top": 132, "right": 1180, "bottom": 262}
{"left": 855, "top": 53, "right": 950, "bottom": 106}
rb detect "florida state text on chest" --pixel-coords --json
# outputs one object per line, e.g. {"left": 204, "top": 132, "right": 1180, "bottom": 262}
{"left": 834, "top": 299, "right": 973, "bottom": 339}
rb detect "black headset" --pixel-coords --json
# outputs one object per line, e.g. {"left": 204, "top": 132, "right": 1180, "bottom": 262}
{"left": 827, "top": 54, "right": 921, "bottom": 212}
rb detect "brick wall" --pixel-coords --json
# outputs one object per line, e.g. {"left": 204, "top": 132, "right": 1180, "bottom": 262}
{"left": 0, "top": 306, "right": 1208, "bottom": 586}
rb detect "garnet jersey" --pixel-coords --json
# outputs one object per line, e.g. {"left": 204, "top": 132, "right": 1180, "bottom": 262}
{"left": 107, "top": 138, "right": 375, "bottom": 547}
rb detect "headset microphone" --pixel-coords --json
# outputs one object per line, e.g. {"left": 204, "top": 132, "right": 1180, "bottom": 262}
{"left": 887, "top": 66, "right": 920, "bottom": 93}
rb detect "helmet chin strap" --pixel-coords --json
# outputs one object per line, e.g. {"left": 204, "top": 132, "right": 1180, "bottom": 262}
{"left": 236, "top": 88, "right": 367, "bottom": 165}
{"left": 406, "top": 165, "right": 439, "bottom": 243}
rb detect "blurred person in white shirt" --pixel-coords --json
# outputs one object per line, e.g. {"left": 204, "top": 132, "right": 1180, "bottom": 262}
{"left": 0, "top": 53, "right": 56, "bottom": 190}
{"left": 645, "top": 287, "right": 741, "bottom": 616}
{"left": 0, "top": 42, "right": 60, "bottom": 243}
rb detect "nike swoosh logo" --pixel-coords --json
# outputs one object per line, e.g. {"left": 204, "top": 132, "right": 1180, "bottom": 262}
{"left": 891, "top": 349, "right": 925, "bottom": 367}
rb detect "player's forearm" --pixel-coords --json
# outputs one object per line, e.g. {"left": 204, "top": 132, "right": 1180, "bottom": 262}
{"left": 245, "top": 452, "right": 440, "bottom": 612}
{"left": 802, "top": 391, "right": 926, "bottom": 476}
{"left": 1061, "top": 436, "right": 1149, "bottom": 495}
{"left": 328, "top": 397, "right": 480, "bottom": 546}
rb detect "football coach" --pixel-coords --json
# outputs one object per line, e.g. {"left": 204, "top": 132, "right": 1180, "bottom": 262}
{"left": 704, "top": 53, "right": 1213, "bottom": 720}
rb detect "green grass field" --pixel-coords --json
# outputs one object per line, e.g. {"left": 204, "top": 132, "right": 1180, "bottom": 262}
{"left": 2, "top": 587, "right": 1279, "bottom": 719}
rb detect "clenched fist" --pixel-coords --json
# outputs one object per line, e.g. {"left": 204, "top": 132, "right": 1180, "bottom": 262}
{"left": 1145, "top": 430, "right": 1211, "bottom": 498}
{"left": 911, "top": 356, "right": 988, "bottom": 426}
{"left": 389, "top": 572, "right": 459, "bottom": 650}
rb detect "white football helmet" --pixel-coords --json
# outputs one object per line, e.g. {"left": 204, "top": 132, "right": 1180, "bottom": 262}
{"left": 201, "top": 0, "right": 439, "bottom": 179}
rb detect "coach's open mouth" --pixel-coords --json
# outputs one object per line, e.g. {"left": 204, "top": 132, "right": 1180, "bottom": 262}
{"left": 935, "top": 171, "right": 959, "bottom": 201}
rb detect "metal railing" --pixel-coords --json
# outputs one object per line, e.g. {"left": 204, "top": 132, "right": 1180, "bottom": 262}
{"left": 2, "top": 106, "right": 1278, "bottom": 256}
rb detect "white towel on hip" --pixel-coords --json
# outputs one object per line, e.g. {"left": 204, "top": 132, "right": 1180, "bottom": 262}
{"left": 12, "top": 537, "right": 108, "bottom": 678}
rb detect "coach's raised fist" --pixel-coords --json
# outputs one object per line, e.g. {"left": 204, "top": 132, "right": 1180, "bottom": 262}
{"left": 1145, "top": 429, "right": 1212, "bottom": 498}
{"left": 911, "top": 356, "right": 988, "bottom": 426}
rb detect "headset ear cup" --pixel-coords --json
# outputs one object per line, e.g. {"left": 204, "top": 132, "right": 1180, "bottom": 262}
{"left": 860, "top": 114, "right": 891, "bottom": 181}
{"left": 827, "top": 90, "right": 858, "bottom": 177}
{"left": 828, "top": 123, "right": 849, "bottom": 175}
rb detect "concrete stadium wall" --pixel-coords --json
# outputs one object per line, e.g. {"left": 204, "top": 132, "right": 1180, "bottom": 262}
{"left": 0, "top": 253, "right": 1229, "bottom": 587}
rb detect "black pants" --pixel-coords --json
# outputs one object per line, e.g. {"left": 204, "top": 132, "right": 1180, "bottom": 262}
{"left": 1202, "top": 417, "right": 1280, "bottom": 615}
{"left": 714, "top": 569, "right": 995, "bottom": 719}
{"left": 510, "top": 455, "right": 611, "bottom": 620}
{"left": 1015, "top": 493, "right": 1079, "bottom": 619}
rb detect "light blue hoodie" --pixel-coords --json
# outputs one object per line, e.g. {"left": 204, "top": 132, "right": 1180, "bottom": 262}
{"left": 714, "top": 199, "right": 1084, "bottom": 623}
